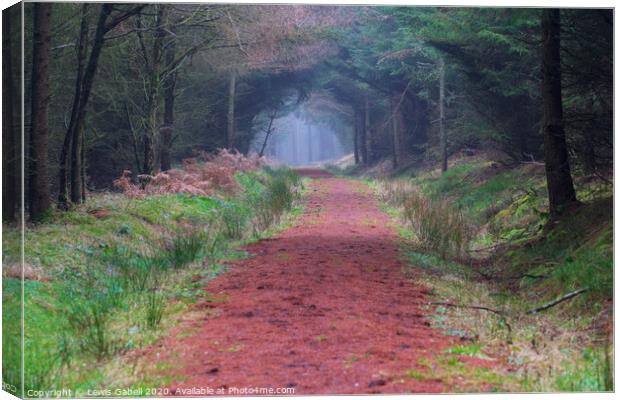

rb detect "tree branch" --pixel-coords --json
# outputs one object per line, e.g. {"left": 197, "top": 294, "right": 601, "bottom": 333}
{"left": 526, "top": 288, "right": 589, "bottom": 315}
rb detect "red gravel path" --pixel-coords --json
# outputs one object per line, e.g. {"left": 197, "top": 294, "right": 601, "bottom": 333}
{"left": 148, "top": 170, "right": 489, "bottom": 395}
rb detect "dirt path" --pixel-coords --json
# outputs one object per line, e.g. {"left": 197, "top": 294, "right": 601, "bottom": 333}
{"left": 144, "top": 170, "right": 496, "bottom": 395}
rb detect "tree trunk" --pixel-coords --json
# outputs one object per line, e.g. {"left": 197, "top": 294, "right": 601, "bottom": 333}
{"left": 259, "top": 111, "right": 276, "bottom": 157}
{"left": 227, "top": 71, "right": 236, "bottom": 150}
{"left": 81, "top": 134, "right": 86, "bottom": 202}
{"left": 58, "top": 4, "right": 114, "bottom": 208}
{"left": 353, "top": 108, "right": 359, "bottom": 164}
{"left": 364, "top": 92, "right": 371, "bottom": 163}
{"left": 390, "top": 98, "right": 400, "bottom": 168}
{"left": 142, "top": 5, "right": 166, "bottom": 175}
{"left": 160, "top": 29, "right": 176, "bottom": 171}
{"left": 28, "top": 3, "right": 52, "bottom": 222}
{"left": 439, "top": 56, "right": 447, "bottom": 172}
{"left": 307, "top": 124, "right": 313, "bottom": 163}
{"left": 293, "top": 119, "right": 301, "bottom": 165}
{"left": 541, "top": 9, "right": 577, "bottom": 219}
{"left": 70, "top": 119, "right": 84, "bottom": 203}
{"left": 2, "top": 8, "right": 18, "bottom": 222}
{"left": 359, "top": 102, "right": 368, "bottom": 164}
{"left": 58, "top": 4, "right": 89, "bottom": 207}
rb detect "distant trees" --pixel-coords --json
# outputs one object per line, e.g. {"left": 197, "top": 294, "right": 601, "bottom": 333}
{"left": 7, "top": 4, "right": 612, "bottom": 222}
{"left": 325, "top": 7, "right": 608, "bottom": 218}
{"left": 15, "top": 3, "right": 338, "bottom": 219}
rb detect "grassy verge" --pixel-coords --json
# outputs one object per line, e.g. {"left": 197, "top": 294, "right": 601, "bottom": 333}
{"left": 2, "top": 167, "right": 303, "bottom": 397}
{"left": 367, "top": 154, "right": 613, "bottom": 392}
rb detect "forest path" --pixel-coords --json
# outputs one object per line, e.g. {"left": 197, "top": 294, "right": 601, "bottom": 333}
{"left": 146, "top": 170, "right": 497, "bottom": 395}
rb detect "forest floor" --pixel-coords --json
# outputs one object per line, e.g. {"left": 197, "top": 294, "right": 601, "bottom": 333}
{"left": 132, "top": 169, "right": 509, "bottom": 395}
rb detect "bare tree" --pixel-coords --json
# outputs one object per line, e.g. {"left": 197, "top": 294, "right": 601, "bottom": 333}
{"left": 259, "top": 108, "right": 279, "bottom": 157}
{"left": 58, "top": 3, "right": 147, "bottom": 209}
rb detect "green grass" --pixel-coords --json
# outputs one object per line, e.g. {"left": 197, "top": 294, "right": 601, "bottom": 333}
{"left": 507, "top": 198, "right": 613, "bottom": 304}
{"left": 414, "top": 162, "right": 485, "bottom": 199}
{"left": 370, "top": 154, "right": 613, "bottom": 392}
{"left": 445, "top": 344, "right": 486, "bottom": 357}
{"left": 2, "top": 167, "right": 303, "bottom": 394}
{"left": 554, "top": 347, "right": 613, "bottom": 391}
{"left": 404, "top": 354, "right": 513, "bottom": 392}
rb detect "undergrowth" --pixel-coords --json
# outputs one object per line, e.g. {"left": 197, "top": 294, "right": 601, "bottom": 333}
{"left": 377, "top": 179, "right": 470, "bottom": 258}
{"left": 371, "top": 154, "right": 613, "bottom": 392}
{"left": 2, "top": 166, "right": 303, "bottom": 397}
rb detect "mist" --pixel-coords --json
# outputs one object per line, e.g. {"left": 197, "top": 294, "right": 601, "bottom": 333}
{"left": 251, "top": 112, "right": 347, "bottom": 166}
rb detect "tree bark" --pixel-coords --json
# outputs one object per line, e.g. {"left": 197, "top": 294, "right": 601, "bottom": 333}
{"left": 69, "top": 5, "right": 90, "bottom": 204}
{"left": 259, "top": 111, "right": 277, "bottom": 157}
{"left": 294, "top": 117, "right": 301, "bottom": 164}
{"left": 2, "top": 8, "right": 18, "bottom": 222}
{"left": 390, "top": 98, "right": 400, "bottom": 168}
{"left": 439, "top": 56, "right": 447, "bottom": 172}
{"left": 353, "top": 108, "right": 359, "bottom": 164}
{"left": 58, "top": 4, "right": 113, "bottom": 208}
{"left": 360, "top": 104, "right": 367, "bottom": 164}
{"left": 59, "top": 6, "right": 88, "bottom": 206}
{"left": 142, "top": 5, "right": 166, "bottom": 175}
{"left": 160, "top": 27, "right": 176, "bottom": 171}
{"left": 227, "top": 71, "right": 237, "bottom": 150}
{"left": 28, "top": 3, "right": 53, "bottom": 222}
{"left": 364, "top": 92, "right": 371, "bottom": 163}
{"left": 307, "top": 124, "right": 313, "bottom": 163}
{"left": 81, "top": 134, "right": 86, "bottom": 201}
{"left": 541, "top": 9, "right": 577, "bottom": 219}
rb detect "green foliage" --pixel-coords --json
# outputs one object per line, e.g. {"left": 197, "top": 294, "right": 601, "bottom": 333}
{"left": 2, "top": 279, "right": 23, "bottom": 397}
{"left": 2, "top": 166, "right": 302, "bottom": 392}
{"left": 242, "top": 168, "right": 301, "bottom": 233}
{"left": 445, "top": 344, "right": 484, "bottom": 357}
{"left": 218, "top": 200, "right": 250, "bottom": 240}
{"left": 60, "top": 265, "right": 125, "bottom": 359}
{"left": 144, "top": 291, "right": 167, "bottom": 330}
{"left": 375, "top": 153, "right": 613, "bottom": 393}
{"left": 554, "top": 347, "right": 613, "bottom": 392}
{"left": 164, "top": 230, "right": 206, "bottom": 269}
{"left": 379, "top": 179, "right": 471, "bottom": 258}
{"left": 511, "top": 199, "right": 613, "bottom": 304}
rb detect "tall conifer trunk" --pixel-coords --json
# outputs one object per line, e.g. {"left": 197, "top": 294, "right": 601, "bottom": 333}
{"left": 227, "top": 71, "right": 237, "bottom": 149}
{"left": 2, "top": 8, "right": 18, "bottom": 222}
{"left": 439, "top": 56, "right": 447, "bottom": 172}
{"left": 390, "top": 98, "right": 400, "bottom": 168}
{"left": 28, "top": 3, "right": 53, "bottom": 221}
{"left": 353, "top": 108, "right": 359, "bottom": 164}
{"left": 364, "top": 92, "right": 371, "bottom": 163}
{"left": 160, "top": 32, "right": 176, "bottom": 171}
{"left": 541, "top": 9, "right": 577, "bottom": 219}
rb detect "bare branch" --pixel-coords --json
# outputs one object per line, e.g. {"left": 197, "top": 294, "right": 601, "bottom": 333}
{"left": 526, "top": 288, "right": 589, "bottom": 315}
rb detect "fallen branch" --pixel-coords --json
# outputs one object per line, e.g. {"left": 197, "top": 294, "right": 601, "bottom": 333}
{"left": 428, "top": 301, "right": 505, "bottom": 316}
{"left": 521, "top": 273, "right": 549, "bottom": 280}
{"left": 428, "top": 301, "right": 512, "bottom": 339}
{"left": 526, "top": 288, "right": 589, "bottom": 315}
